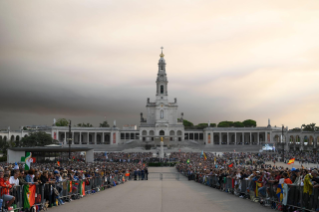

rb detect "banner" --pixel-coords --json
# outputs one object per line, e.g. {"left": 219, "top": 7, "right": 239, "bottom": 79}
{"left": 23, "top": 184, "right": 36, "bottom": 209}
{"left": 79, "top": 181, "right": 85, "bottom": 196}
{"left": 113, "top": 133, "right": 116, "bottom": 144}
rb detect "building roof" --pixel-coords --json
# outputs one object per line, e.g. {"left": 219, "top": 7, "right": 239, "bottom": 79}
{"left": 8, "top": 146, "right": 93, "bottom": 152}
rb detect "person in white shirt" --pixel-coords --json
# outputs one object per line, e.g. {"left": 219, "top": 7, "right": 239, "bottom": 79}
{"left": 9, "top": 170, "right": 19, "bottom": 186}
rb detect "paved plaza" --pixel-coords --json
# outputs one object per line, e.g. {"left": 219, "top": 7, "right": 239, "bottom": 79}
{"left": 49, "top": 167, "right": 272, "bottom": 212}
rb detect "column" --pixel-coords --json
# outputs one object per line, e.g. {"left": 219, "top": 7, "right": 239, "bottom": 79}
{"left": 79, "top": 132, "right": 82, "bottom": 145}
{"left": 64, "top": 132, "right": 66, "bottom": 145}
{"left": 212, "top": 132, "right": 214, "bottom": 145}
{"left": 94, "top": 133, "right": 97, "bottom": 145}
{"left": 87, "top": 132, "right": 89, "bottom": 145}
{"left": 102, "top": 132, "right": 105, "bottom": 144}
{"left": 242, "top": 133, "right": 244, "bottom": 145}
{"left": 235, "top": 132, "right": 237, "bottom": 145}
{"left": 219, "top": 132, "right": 221, "bottom": 145}
{"left": 250, "top": 132, "right": 252, "bottom": 145}
{"left": 227, "top": 132, "right": 229, "bottom": 145}
{"left": 265, "top": 132, "right": 267, "bottom": 144}
{"left": 257, "top": 132, "right": 259, "bottom": 145}
{"left": 72, "top": 132, "right": 74, "bottom": 144}
{"left": 285, "top": 132, "right": 289, "bottom": 151}
{"left": 56, "top": 131, "right": 59, "bottom": 141}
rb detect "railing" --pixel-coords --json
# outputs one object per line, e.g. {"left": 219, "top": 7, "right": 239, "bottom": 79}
{"left": 0, "top": 174, "right": 130, "bottom": 211}
{"left": 179, "top": 171, "right": 319, "bottom": 212}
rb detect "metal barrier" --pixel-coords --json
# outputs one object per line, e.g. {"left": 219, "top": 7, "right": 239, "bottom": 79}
{"left": 0, "top": 173, "right": 127, "bottom": 211}
{"left": 180, "top": 171, "right": 319, "bottom": 212}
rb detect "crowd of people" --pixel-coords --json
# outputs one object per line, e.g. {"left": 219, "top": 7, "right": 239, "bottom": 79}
{"left": 0, "top": 152, "right": 152, "bottom": 211}
{"left": 94, "top": 152, "right": 152, "bottom": 162}
{"left": 174, "top": 151, "right": 319, "bottom": 211}
{"left": 1, "top": 150, "right": 319, "bottom": 211}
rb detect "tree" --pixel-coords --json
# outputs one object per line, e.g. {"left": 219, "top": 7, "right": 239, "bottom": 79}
{"left": 210, "top": 123, "right": 216, "bottom": 127}
{"left": 291, "top": 128, "right": 301, "bottom": 131}
{"left": 0, "top": 139, "right": 9, "bottom": 156}
{"left": 242, "top": 119, "right": 256, "bottom": 127}
{"left": 233, "top": 121, "right": 244, "bottom": 127}
{"left": 20, "top": 132, "right": 54, "bottom": 147}
{"left": 99, "top": 121, "right": 110, "bottom": 127}
{"left": 55, "top": 118, "right": 69, "bottom": 126}
{"left": 217, "top": 121, "right": 233, "bottom": 127}
{"left": 23, "top": 126, "right": 27, "bottom": 130}
{"left": 195, "top": 123, "right": 209, "bottom": 129}
{"left": 0, "top": 138, "right": 15, "bottom": 156}
{"left": 183, "top": 120, "right": 194, "bottom": 129}
{"left": 302, "top": 123, "right": 317, "bottom": 131}
{"left": 77, "top": 123, "right": 93, "bottom": 127}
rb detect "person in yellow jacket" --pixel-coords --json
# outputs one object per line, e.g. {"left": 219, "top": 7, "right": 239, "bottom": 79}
{"left": 303, "top": 172, "right": 313, "bottom": 195}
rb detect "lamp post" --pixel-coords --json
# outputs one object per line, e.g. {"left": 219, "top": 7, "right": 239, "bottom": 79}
{"left": 68, "top": 120, "right": 72, "bottom": 163}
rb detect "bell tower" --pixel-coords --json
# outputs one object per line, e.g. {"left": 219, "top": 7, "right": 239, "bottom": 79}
{"left": 156, "top": 47, "right": 168, "bottom": 101}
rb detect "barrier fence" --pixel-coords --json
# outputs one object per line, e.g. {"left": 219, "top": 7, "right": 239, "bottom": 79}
{"left": 0, "top": 173, "right": 129, "bottom": 211}
{"left": 180, "top": 171, "right": 319, "bottom": 212}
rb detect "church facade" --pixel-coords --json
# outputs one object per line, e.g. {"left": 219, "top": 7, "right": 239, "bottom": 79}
{"left": 139, "top": 48, "right": 184, "bottom": 143}
{"left": 1, "top": 49, "right": 319, "bottom": 152}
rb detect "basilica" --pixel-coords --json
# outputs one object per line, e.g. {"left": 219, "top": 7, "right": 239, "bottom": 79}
{"left": 1, "top": 48, "right": 318, "bottom": 152}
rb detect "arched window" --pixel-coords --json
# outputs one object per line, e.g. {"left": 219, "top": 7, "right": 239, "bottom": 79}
{"left": 160, "top": 110, "right": 164, "bottom": 119}
{"left": 159, "top": 130, "right": 165, "bottom": 136}
{"left": 160, "top": 85, "right": 164, "bottom": 94}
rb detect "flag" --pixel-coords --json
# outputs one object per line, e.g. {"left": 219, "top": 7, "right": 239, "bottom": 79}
{"left": 228, "top": 163, "right": 234, "bottom": 168}
{"left": 200, "top": 151, "right": 204, "bottom": 158}
{"left": 79, "top": 181, "right": 85, "bottom": 196}
{"left": 104, "top": 152, "right": 108, "bottom": 159}
{"left": 138, "top": 160, "right": 141, "bottom": 165}
{"left": 256, "top": 182, "right": 263, "bottom": 197}
{"left": 287, "top": 158, "right": 295, "bottom": 165}
{"left": 186, "top": 159, "right": 190, "bottom": 164}
{"left": 68, "top": 181, "right": 72, "bottom": 192}
{"left": 21, "top": 152, "right": 36, "bottom": 171}
{"left": 57, "top": 161, "right": 60, "bottom": 166}
{"left": 23, "top": 184, "right": 36, "bottom": 209}
{"left": 276, "top": 184, "right": 283, "bottom": 201}
{"left": 203, "top": 152, "right": 207, "bottom": 160}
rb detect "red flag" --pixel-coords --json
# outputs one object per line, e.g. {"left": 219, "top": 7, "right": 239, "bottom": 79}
{"left": 57, "top": 161, "right": 60, "bottom": 166}
{"left": 228, "top": 163, "right": 234, "bottom": 168}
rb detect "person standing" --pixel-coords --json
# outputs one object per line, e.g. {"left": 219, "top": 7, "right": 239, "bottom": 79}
{"left": 144, "top": 167, "right": 148, "bottom": 180}
{"left": 141, "top": 168, "right": 145, "bottom": 180}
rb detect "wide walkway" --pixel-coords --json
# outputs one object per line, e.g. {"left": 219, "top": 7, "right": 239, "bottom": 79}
{"left": 49, "top": 167, "right": 272, "bottom": 212}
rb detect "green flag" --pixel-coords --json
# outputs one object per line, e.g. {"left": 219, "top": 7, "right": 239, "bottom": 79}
{"left": 186, "top": 159, "right": 190, "bottom": 164}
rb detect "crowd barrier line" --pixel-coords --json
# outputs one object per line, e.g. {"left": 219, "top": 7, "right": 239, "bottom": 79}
{"left": 178, "top": 170, "right": 319, "bottom": 212}
{"left": 0, "top": 173, "right": 130, "bottom": 211}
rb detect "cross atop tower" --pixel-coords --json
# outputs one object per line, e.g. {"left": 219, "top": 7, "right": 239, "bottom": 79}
{"left": 160, "top": 46, "right": 164, "bottom": 58}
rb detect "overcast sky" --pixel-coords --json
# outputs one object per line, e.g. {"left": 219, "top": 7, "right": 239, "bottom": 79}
{"left": 0, "top": 0, "right": 319, "bottom": 130}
